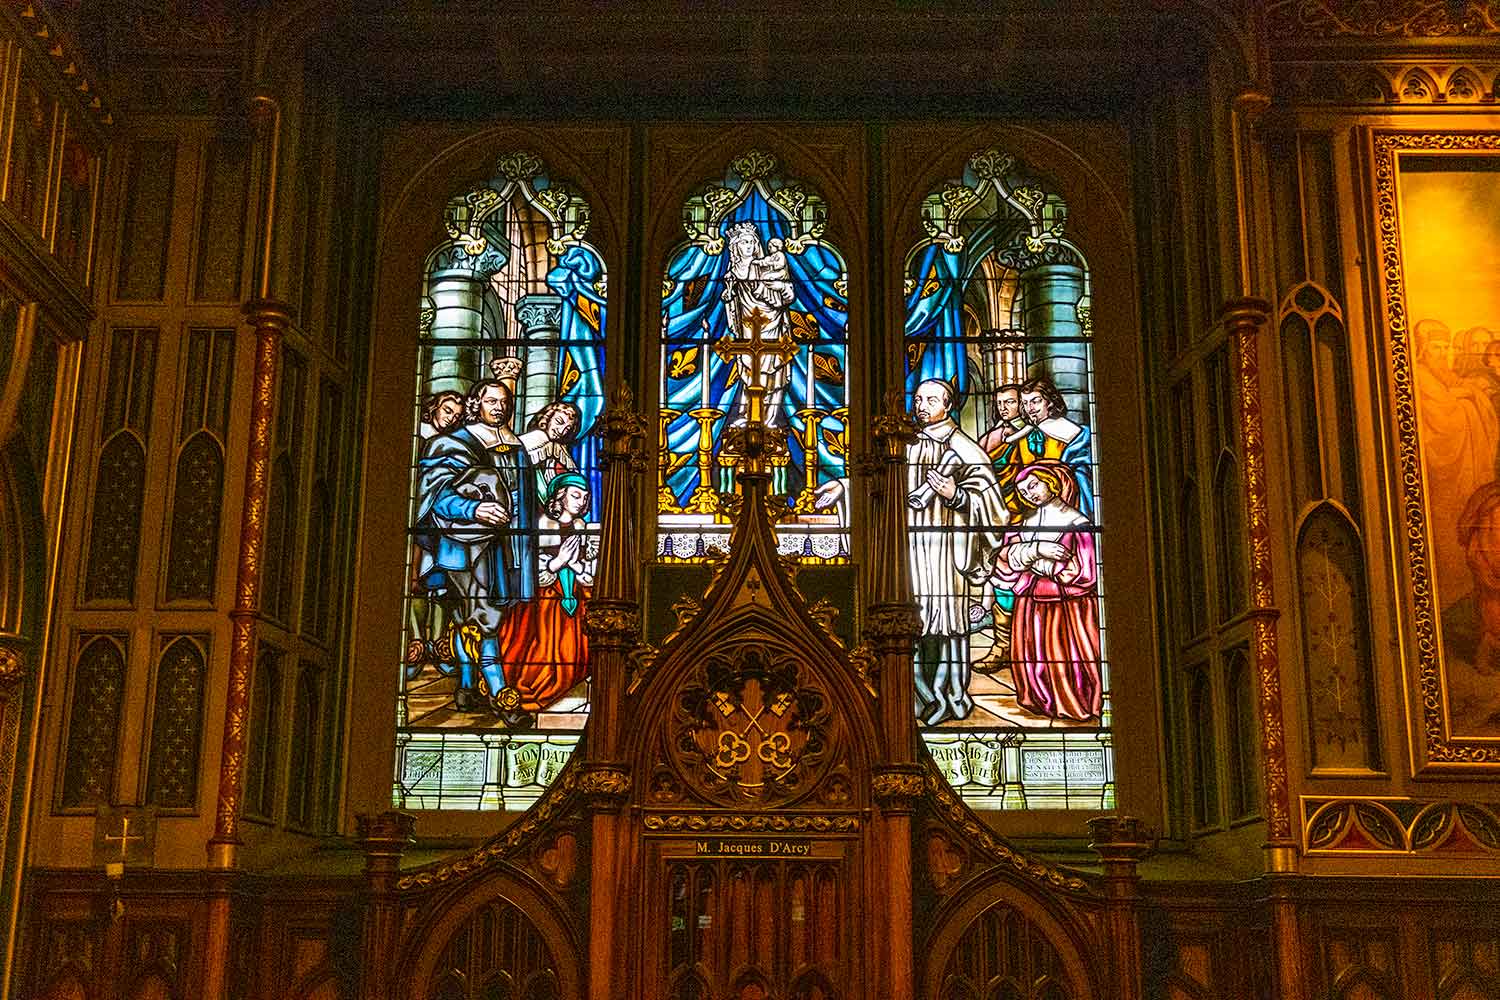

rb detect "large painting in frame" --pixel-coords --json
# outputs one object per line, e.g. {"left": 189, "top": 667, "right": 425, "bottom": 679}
{"left": 1377, "top": 131, "right": 1500, "bottom": 767}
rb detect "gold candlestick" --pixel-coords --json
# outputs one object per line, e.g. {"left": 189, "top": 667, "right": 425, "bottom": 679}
{"left": 792, "top": 405, "right": 829, "bottom": 513}
{"left": 657, "top": 407, "right": 682, "bottom": 513}
{"left": 685, "top": 406, "right": 725, "bottom": 514}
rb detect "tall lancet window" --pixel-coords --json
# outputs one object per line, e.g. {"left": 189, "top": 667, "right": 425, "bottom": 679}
{"left": 396, "top": 153, "right": 605, "bottom": 810}
{"left": 657, "top": 150, "right": 851, "bottom": 563}
{"left": 905, "top": 150, "right": 1112, "bottom": 810}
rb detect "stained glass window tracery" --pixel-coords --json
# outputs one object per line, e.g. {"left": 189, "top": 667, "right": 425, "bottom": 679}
{"left": 906, "top": 150, "right": 1113, "bottom": 810}
{"left": 396, "top": 152, "right": 604, "bottom": 810}
{"left": 656, "top": 150, "right": 850, "bottom": 563}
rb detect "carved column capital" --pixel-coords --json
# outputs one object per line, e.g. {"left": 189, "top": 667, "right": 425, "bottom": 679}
{"left": 601, "top": 384, "right": 649, "bottom": 470}
{"left": 863, "top": 601, "right": 923, "bottom": 655}
{"left": 577, "top": 764, "right": 632, "bottom": 810}
{"left": 871, "top": 388, "right": 918, "bottom": 457}
{"left": 872, "top": 766, "right": 927, "bottom": 813}
{"left": 1217, "top": 296, "right": 1271, "bottom": 332}
{"left": 356, "top": 811, "right": 417, "bottom": 879}
{"left": 242, "top": 297, "right": 294, "bottom": 332}
{"left": 583, "top": 600, "right": 642, "bottom": 650}
{"left": 1086, "top": 815, "right": 1154, "bottom": 868}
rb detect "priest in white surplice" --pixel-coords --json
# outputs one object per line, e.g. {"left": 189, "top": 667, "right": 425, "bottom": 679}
{"left": 904, "top": 379, "right": 1008, "bottom": 725}
{"left": 810, "top": 378, "right": 1007, "bottom": 724}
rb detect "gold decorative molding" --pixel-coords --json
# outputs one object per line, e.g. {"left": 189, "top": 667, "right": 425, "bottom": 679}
{"left": 1374, "top": 131, "right": 1500, "bottom": 768}
{"left": 397, "top": 766, "right": 583, "bottom": 890}
{"left": 1267, "top": 0, "right": 1500, "bottom": 38}
{"left": 924, "top": 773, "right": 1090, "bottom": 893}
{"left": 872, "top": 767, "right": 926, "bottom": 811}
{"left": 577, "top": 764, "right": 631, "bottom": 807}
{"left": 642, "top": 812, "right": 858, "bottom": 834}
{"left": 1302, "top": 796, "right": 1500, "bottom": 855}
{"left": 582, "top": 600, "right": 641, "bottom": 651}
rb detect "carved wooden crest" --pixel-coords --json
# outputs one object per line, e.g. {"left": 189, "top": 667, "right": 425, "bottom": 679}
{"left": 668, "top": 644, "right": 834, "bottom": 807}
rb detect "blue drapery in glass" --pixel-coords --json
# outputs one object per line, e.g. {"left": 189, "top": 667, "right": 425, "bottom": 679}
{"left": 661, "top": 190, "right": 847, "bottom": 507}
{"left": 904, "top": 243, "right": 966, "bottom": 399}
{"left": 546, "top": 244, "right": 606, "bottom": 518}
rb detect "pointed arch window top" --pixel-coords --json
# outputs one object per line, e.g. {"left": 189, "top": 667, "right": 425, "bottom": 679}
{"left": 678, "top": 149, "right": 832, "bottom": 259}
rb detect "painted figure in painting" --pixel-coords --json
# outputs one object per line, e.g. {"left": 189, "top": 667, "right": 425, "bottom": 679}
{"left": 990, "top": 463, "right": 1102, "bottom": 722}
{"left": 905, "top": 378, "right": 1008, "bottom": 725}
{"left": 1414, "top": 319, "right": 1500, "bottom": 608}
{"left": 493, "top": 472, "right": 594, "bottom": 713}
{"left": 722, "top": 222, "right": 797, "bottom": 427}
{"left": 408, "top": 377, "right": 537, "bottom": 715}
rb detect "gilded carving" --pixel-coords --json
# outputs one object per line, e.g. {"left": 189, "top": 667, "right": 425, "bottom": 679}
{"left": 577, "top": 765, "right": 631, "bottom": 805}
{"left": 1278, "top": 63, "right": 1500, "bottom": 106}
{"left": 643, "top": 812, "right": 858, "bottom": 834}
{"left": 1374, "top": 132, "right": 1500, "bottom": 766}
{"left": 1266, "top": 0, "right": 1500, "bottom": 37}
{"left": 0, "top": 644, "right": 24, "bottom": 686}
{"left": 398, "top": 765, "right": 583, "bottom": 889}
{"left": 665, "top": 645, "right": 836, "bottom": 808}
{"left": 583, "top": 601, "right": 641, "bottom": 650}
{"left": 924, "top": 772, "right": 1090, "bottom": 893}
{"left": 872, "top": 768, "right": 926, "bottom": 810}
{"left": 862, "top": 601, "right": 923, "bottom": 655}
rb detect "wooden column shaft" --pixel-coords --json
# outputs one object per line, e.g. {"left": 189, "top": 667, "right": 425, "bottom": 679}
{"left": 209, "top": 302, "right": 289, "bottom": 867}
{"left": 1220, "top": 298, "right": 1296, "bottom": 862}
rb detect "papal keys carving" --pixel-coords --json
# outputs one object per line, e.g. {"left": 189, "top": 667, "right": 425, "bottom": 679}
{"left": 668, "top": 644, "right": 835, "bottom": 807}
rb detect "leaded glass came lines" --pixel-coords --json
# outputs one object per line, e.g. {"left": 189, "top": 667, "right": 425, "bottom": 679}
{"left": 395, "top": 153, "right": 604, "bottom": 809}
{"left": 906, "top": 149, "right": 1113, "bottom": 811}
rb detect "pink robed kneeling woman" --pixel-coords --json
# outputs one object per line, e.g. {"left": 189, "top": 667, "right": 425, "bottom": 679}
{"left": 989, "top": 463, "right": 1103, "bottom": 723}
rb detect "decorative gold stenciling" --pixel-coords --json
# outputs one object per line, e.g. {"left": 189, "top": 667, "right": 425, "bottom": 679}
{"left": 1222, "top": 298, "right": 1295, "bottom": 844}
{"left": 1302, "top": 796, "right": 1500, "bottom": 854}
{"left": 1374, "top": 132, "right": 1500, "bottom": 766}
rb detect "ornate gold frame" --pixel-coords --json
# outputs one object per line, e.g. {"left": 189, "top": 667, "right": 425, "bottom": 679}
{"left": 1374, "top": 130, "right": 1500, "bottom": 768}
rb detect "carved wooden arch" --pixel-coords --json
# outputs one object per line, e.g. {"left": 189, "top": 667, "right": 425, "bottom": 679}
{"left": 397, "top": 863, "right": 585, "bottom": 1000}
{"left": 918, "top": 867, "right": 1102, "bottom": 1000}
{"left": 620, "top": 480, "right": 885, "bottom": 805}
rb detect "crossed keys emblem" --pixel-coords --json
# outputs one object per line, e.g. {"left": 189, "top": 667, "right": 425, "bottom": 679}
{"left": 699, "top": 677, "right": 804, "bottom": 788}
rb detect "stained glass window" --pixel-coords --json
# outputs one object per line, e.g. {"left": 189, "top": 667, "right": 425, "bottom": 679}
{"left": 657, "top": 150, "right": 850, "bottom": 563}
{"left": 396, "top": 153, "right": 604, "bottom": 810}
{"left": 905, "top": 150, "right": 1112, "bottom": 810}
